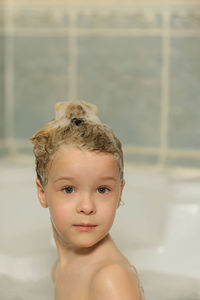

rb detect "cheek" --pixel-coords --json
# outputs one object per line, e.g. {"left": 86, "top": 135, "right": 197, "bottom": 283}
{"left": 99, "top": 201, "right": 117, "bottom": 227}
{"left": 48, "top": 202, "right": 72, "bottom": 228}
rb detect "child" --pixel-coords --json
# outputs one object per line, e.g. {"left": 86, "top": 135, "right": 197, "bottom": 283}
{"left": 30, "top": 100, "right": 145, "bottom": 300}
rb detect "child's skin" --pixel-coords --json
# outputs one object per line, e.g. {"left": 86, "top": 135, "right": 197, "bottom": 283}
{"left": 36, "top": 145, "right": 142, "bottom": 300}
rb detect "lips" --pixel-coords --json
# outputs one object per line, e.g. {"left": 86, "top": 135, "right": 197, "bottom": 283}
{"left": 74, "top": 224, "right": 97, "bottom": 232}
{"left": 74, "top": 223, "right": 97, "bottom": 227}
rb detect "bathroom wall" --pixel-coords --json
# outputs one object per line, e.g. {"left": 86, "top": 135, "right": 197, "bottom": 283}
{"left": 0, "top": 0, "right": 4, "bottom": 142}
{"left": 0, "top": 0, "right": 200, "bottom": 171}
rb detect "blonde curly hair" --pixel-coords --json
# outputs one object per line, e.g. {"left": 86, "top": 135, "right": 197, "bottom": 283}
{"left": 30, "top": 100, "right": 124, "bottom": 188}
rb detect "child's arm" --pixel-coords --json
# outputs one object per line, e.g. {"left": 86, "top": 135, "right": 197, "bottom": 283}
{"left": 89, "top": 263, "right": 143, "bottom": 300}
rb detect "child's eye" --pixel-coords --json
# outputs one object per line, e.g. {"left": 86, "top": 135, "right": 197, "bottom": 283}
{"left": 63, "top": 186, "right": 75, "bottom": 194}
{"left": 97, "top": 186, "right": 110, "bottom": 194}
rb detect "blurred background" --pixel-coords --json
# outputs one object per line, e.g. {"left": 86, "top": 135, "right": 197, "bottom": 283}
{"left": 0, "top": 0, "right": 200, "bottom": 171}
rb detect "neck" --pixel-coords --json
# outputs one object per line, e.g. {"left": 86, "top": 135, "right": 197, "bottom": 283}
{"left": 51, "top": 221, "right": 113, "bottom": 267}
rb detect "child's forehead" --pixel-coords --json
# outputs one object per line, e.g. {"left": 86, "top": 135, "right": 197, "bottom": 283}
{"left": 48, "top": 145, "right": 119, "bottom": 177}
{"left": 53, "top": 144, "right": 115, "bottom": 161}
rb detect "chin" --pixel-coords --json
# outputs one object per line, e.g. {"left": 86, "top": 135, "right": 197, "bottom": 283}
{"left": 73, "top": 233, "right": 104, "bottom": 249}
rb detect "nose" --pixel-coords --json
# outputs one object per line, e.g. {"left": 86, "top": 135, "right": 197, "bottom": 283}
{"left": 76, "top": 193, "right": 96, "bottom": 215}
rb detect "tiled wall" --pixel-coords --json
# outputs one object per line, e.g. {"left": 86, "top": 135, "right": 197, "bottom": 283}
{"left": 0, "top": 2, "right": 4, "bottom": 141}
{"left": 0, "top": 1, "right": 200, "bottom": 170}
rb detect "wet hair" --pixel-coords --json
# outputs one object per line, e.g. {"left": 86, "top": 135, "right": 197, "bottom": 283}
{"left": 30, "top": 100, "right": 124, "bottom": 188}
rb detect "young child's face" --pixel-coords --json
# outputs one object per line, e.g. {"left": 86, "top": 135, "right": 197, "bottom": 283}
{"left": 36, "top": 145, "right": 125, "bottom": 250}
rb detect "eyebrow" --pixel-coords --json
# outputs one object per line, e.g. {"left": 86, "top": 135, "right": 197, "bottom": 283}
{"left": 54, "top": 177, "right": 74, "bottom": 183}
{"left": 54, "top": 176, "right": 117, "bottom": 183}
{"left": 99, "top": 176, "right": 117, "bottom": 181}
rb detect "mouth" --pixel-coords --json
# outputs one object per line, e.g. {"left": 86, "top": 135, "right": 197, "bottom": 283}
{"left": 74, "top": 223, "right": 97, "bottom": 227}
{"left": 73, "top": 224, "right": 97, "bottom": 231}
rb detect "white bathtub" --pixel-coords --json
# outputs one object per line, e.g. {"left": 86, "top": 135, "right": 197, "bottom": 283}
{"left": 0, "top": 158, "right": 200, "bottom": 300}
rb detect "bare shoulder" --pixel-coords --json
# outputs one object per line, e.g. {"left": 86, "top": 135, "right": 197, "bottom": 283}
{"left": 89, "top": 262, "right": 142, "bottom": 300}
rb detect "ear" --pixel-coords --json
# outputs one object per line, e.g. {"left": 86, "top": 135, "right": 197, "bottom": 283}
{"left": 35, "top": 178, "right": 48, "bottom": 208}
{"left": 117, "top": 179, "right": 126, "bottom": 208}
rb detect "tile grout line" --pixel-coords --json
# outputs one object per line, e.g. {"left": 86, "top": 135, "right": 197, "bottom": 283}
{"left": 158, "top": 9, "right": 171, "bottom": 167}
{"left": 1, "top": 138, "right": 200, "bottom": 158}
{"left": 4, "top": 0, "right": 15, "bottom": 150}
{"left": 2, "top": 28, "right": 200, "bottom": 37}
{"left": 67, "top": 10, "right": 78, "bottom": 100}
{"left": 7, "top": 1, "right": 200, "bottom": 8}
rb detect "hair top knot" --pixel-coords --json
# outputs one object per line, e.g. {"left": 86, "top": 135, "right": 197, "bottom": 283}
{"left": 54, "top": 100, "right": 101, "bottom": 124}
{"left": 71, "top": 117, "right": 83, "bottom": 126}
